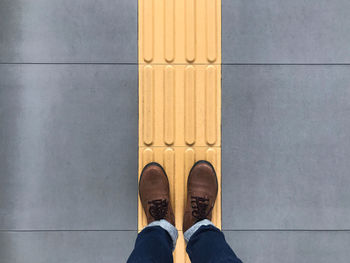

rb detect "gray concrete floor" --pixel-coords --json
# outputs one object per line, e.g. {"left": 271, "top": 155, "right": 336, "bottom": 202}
{"left": 1, "top": 1, "right": 350, "bottom": 262}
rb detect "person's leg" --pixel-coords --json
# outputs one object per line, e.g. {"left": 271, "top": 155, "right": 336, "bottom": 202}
{"left": 127, "top": 163, "right": 177, "bottom": 263}
{"left": 184, "top": 220, "right": 242, "bottom": 263}
{"left": 127, "top": 220, "right": 177, "bottom": 263}
{"left": 183, "top": 161, "right": 243, "bottom": 263}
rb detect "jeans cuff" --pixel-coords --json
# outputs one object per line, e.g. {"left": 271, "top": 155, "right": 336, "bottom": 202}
{"left": 183, "top": 219, "right": 214, "bottom": 243}
{"left": 146, "top": 219, "right": 178, "bottom": 250}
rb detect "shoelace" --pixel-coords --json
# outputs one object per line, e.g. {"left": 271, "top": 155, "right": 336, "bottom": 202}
{"left": 148, "top": 199, "right": 168, "bottom": 220}
{"left": 191, "top": 196, "right": 213, "bottom": 220}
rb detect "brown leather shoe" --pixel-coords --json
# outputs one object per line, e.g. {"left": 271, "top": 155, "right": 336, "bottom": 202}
{"left": 183, "top": 160, "right": 218, "bottom": 232}
{"left": 139, "top": 162, "right": 175, "bottom": 225}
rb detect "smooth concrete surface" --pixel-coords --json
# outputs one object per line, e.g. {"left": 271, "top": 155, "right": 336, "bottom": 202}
{"left": 0, "top": 0, "right": 137, "bottom": 63}
{"left": 222, "top": 65, "right": 350, "bottom": 230}
{"left": 224, "top": 230, "right": 350, "bottom": 263}
{"left": 0, "top": 231, "right": 136, "bottom": 263}
{"left": 222, "top": 0, "right": 350, "bottom": 63}
{"left": 0, "top": 65, "right": 138, "bottom": 230}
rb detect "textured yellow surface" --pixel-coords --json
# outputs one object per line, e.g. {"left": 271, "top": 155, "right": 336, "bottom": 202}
{"left": 139, "top": 0, "right": 221, "bottom": 64}
{"left": 138, "top": 0, "right": 221, "bottom": 260}
{"left": 139, "top": 64, "right": 221, "bottom": 147}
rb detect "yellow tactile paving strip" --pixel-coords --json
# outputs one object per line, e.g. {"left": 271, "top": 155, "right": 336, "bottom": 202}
{"left": 139, "top": 65, "right": 221, "bottom": 147}
{"left": 138, "top": 0, "right": 221, "bottom": 261}
{"left": 139, "top": 0, "right": 221, "bottom": 64}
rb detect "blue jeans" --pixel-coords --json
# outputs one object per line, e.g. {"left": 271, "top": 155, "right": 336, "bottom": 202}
{"left": 127, "top": 221, "right": 242, "bottom": 263}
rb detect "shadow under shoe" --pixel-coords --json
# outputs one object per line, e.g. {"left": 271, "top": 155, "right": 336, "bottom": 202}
{"left": 139, "top": 162, "right": 175, "bottom": 226}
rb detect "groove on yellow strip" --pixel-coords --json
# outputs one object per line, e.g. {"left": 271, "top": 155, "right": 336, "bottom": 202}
{"left": 185, "top": 0, "right": 196, "bottom": 63}
{"left": 164, "top": 0, "right": 175, "bottom": 62}
{"left": 139, "top": 65, "right": 221, "bottom": 147}
{"left": 138, "top": 0, "right": 221, "bottom": 260}
{"left": 142, "top": 0, "right": 154, "bottom": 62}
{"left": 184, "top": 66, "right": 196, "bottom": 145}
{"left": 142, "top": 65, "right": 154, "bottom": 145}
{"left": 138, "top": 0, "right": 221, "bottom": 64}
{"left": 164, "top": 66, "right": 175, "bottom": 145}
{"left": 206, "top": 0, "right": 218, "bottom": 62}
